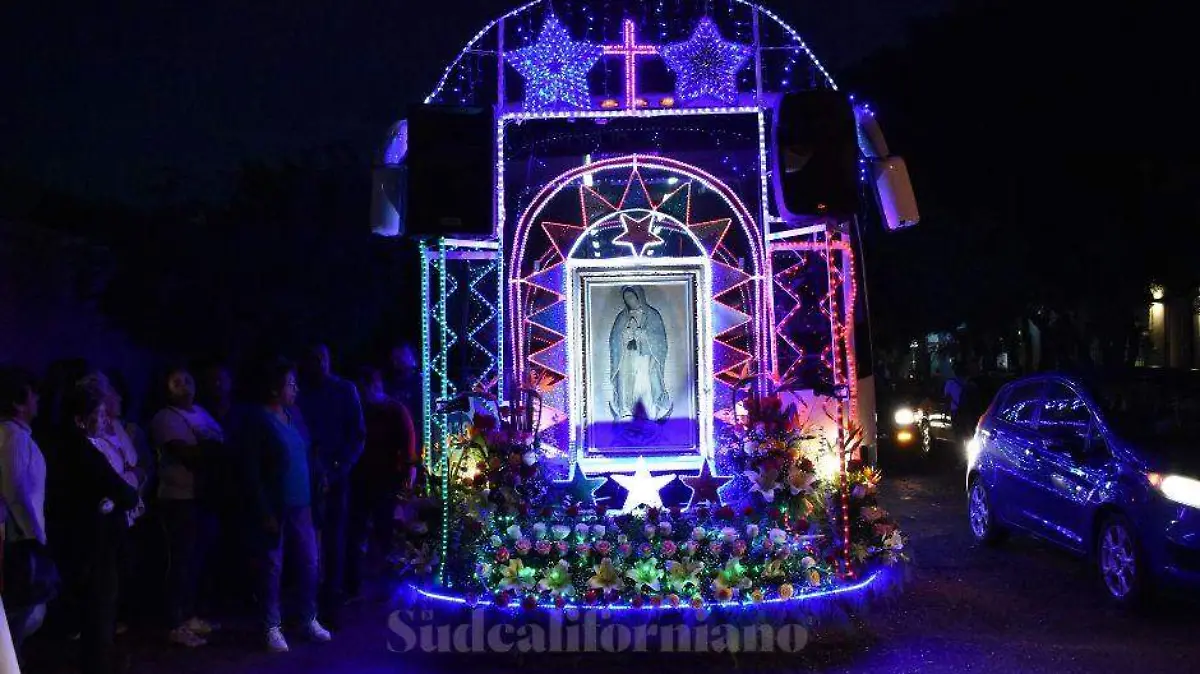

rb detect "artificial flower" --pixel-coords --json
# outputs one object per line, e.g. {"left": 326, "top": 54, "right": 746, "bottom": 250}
{"left": 626, "top": 558, "right": 664, "bottom": 592}
{"left": 506, "top": 524, "right": 523, "bottom": 541}
{"left": 476, "top": 562, "right": 492, "bottom": 580}
{"left": 658, "top": 521, "right": 673, "bottom": 536}
{"left": 769, "top": 528, "right": 788, "bottom": 545}
{"left": 745, "top": 524, "right": 760, "bottom": 539}
{"left": 807, "top": 568, "right": 821, "bottom": 587}
{"left": 761, "top": 558, "right": 786, "bottom": 579}
{"left": 707, "top": 540, "right": 724, "bottom": 556}
{"left": 661, "top": 540, "right": 678, "bottom": 558}
{"left": 720, "top": 527, "right": 738, "bottom": 543}
{"left": 684, "top": 541, "right": 700, "bottom": 556}
{"left": 594, "top": 540, "right": 613, "bottom": 556}
{"left": 883, "top": 530, "right": 905, "bottom": 551}
{"left": 617, "top": 534, "right": 629, "bottom": 545}
{"left": 618, "top": 542, "right": 633, "bottom": 556}
{"left": 638, "top": 543, "right": 653, "bottom": 558}
{"left": 538, "top": 560, "right": 574, "bottom": 596}
{"left": 515, "top": 538, "right": 532, "bottom": 555}
{"left": 575, "top": 523, "right": 590, "bottom": 539}
{"left": 788, "top": 470, "right": 817, "bottom": 495}
{"left": 532, "top": 522, "right": 547, "bottom": 539}
{"left": 556, "top": 540, "right": 571, "bottom": 555}
{"left": 534, "top": 540, "right": 553, "bottom": 556}
{"left": 731, "top": 540, "right": 747, "bottom": 558}
{"left": 591, "top": 524, "right": 606, "bottom": 539}
{"left": 665, "top": 560, "right": 703, "bottom": 593}
{"left": 800, "top": 555, "right": 817, "bottom": 570}
{"left": 498, "top": 559, "right": 537, "bottom": 590}
{"left": 691, "top": 527, "right": 707, "bottom": 542}
{"left": 750, "top": 589, "right": 764, "bottom": 602}
{"left": 495, "top": 547, "right": 510, "bottom": 563}
{"left": 778, "top": 583, "right": 795, "bottom": 599}
{"left": 489, "top": 535, "right": 503, "bottom": 548}
{"left": 745, "top": 467, "right": 781, "bottom": 502}
{"left": 860, "top": 506, "right": 885, "bottom": 522}
{"left": 551, "top": 525, "right": 571, "bottom": 540}
{"left": 713, "top": 558, "right": 750, "bottom": 591}
{"left": 588, "top": 557, "right": 625, "bottom": 591}
{"left": 714, "top": 586, "right": 733, "bottom": 601}
{"left": 667, "top": 593, "right": 681, "bottom": 607}
{"left": 576, "top": 542, "right": 592, "bottom": 557}
{"left": 643, "top": 524, "right": 658, "bottom": 540}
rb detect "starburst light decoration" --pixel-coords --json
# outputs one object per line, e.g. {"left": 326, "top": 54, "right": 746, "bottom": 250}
{"left": 610, "top": 456, "right": 676, "bottom": 512}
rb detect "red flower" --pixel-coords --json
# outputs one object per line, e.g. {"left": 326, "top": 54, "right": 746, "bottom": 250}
{"left": 716, "top": 505, "right": 735, "bottom": 520}
{"left": 540, "top": 505, "right": 553, "bottom": 517}
{"left": 554, "top": 595, "right": 567, "bottom": 609}
{"left": 669, "top": 506, "right": 682, "bottom": 519}
{"left": 793, "top": 518, "right": 809, "bottom": 533}
{"left": 696, "top": 505, "right": 710, "bottom": 520}
{"left": 521, "top": 595, "right": 538, "bottom": 611}
{"left": 494, "top": 591, "right": 511, "bottom": 607}
{"left": 585, "top": 589, "right": 601, "bottom": 604}
{"left": 596, "top": 504, "right": 609, "bottom": 518}
{"left": 495, "top": 547, "right": 510, "bottom": 563}
{"left": 646, "top": 507, "right": 660, "bottom": 523}
{"left": 742, "top": 505, "right": 756, "bottom": 517}
{"left": 650, "top": 595, "right": 663, "bottom": 607}
{"left": 631, "top": 595, "right": 644, "bottom": 608}
{"left": 566, "top": 504, "right": 580, "bottom": 517}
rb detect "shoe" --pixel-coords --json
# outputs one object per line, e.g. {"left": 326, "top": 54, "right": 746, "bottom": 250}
{"left": 304, "top": 619, "right": 332, "bottom": 643}
{"left": 183, "top": 617, "right": 219, "bottom": 635}
{"left": 266, "top": 626, "right": 289, "bottom": 653}
{"left": 168, "top": 626, "right": 207, "bottom": 648}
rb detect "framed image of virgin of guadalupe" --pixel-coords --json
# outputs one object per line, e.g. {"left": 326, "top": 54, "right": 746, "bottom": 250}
{"left": 572, "top": 270, "right": 703, "bottom": 463}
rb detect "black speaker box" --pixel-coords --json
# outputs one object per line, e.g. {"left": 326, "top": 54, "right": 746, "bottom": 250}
{"left": 406, "top": 105, "right": 494, "bottom": 238}
{"left": 774, "top": 91, "right": 859, "bottom": 219}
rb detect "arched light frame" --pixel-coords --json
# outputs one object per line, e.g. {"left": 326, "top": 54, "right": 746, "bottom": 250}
{"left": 422, "top": 0, "right": 838, "bottom": 106}
{"left": 506, "top": 153, "right": 770, "bottom": 396}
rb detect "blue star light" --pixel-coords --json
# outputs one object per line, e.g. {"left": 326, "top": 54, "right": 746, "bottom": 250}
{"left": 548, "top": 465, "right": 608, "bottom": 509}
{"left": 660, "top": 17, "right": 753, "bottom": 106}
{"left": 509, "top": 14, "right": 604, "bottom": 111}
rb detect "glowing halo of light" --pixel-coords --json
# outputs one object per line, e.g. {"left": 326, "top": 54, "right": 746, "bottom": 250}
{"left": 423, "top": 0, "right": 838, "bottom": 106}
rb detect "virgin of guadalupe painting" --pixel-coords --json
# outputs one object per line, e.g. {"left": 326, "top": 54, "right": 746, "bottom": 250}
{"left": 607, "top": 285, "right": 672, "bottom": 421}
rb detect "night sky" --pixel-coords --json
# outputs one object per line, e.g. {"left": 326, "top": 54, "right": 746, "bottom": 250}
{"left": 1, "top": 0, "right": 952, "bottom": 203}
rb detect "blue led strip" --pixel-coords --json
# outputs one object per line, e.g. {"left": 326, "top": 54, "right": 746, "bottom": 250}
{"left": 467, "top": 259, "right": 500, "bottom": 387}
{"left": 407, "top": 569, "right": 885, "bottom": 612}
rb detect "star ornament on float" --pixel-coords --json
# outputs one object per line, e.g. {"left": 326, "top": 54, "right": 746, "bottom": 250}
{"left": 610, "top": 456, "right": 676, "bottom": 512}
{"left": 612, "top": 212, "right": 664, "bottom": 256}
{"left": 509, "top": 13, "right": 604, "bottom": 111}
{"left": 661, "top": 17, "right": 753, "bottom": 106}
{"left": 681, "top": 461, "right": 732, "bottom": 509}
{"left": 549, "top": 465, "right": 608, "bottom": 509}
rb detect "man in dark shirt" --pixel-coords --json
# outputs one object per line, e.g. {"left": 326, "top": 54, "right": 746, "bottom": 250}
{"left": 297, "top": 344, "right": 365, "bottom": 627}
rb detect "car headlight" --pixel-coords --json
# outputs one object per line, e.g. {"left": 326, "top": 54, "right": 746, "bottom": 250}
{"left": 893, "top": 408, "right": 916, "bottom": 426}
{"left": 1148, "top": 473, "right": 1200, "bottom": 509}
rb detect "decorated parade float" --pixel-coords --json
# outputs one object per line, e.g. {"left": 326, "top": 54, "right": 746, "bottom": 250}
{"left": 380, "top": 0, "right": 920, "bottom": 623}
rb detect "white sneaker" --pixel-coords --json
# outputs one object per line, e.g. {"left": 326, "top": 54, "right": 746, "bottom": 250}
{"left": 304, "top": 619, "right": 332, "bottom": 642}
{"left": 266, "top": 626, "right": 289, "bottom": 653}
{"left": 168, "top": 626, "right": 207, "bottom": 648}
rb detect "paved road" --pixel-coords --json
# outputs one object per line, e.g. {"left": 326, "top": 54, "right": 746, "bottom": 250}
{"left": 24, "top": 447, "right": 1200, "bottom": 673}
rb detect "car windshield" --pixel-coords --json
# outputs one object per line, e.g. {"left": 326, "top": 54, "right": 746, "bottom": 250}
{"left": 1093, "top": 373, "right": 1200, "bottom": 445}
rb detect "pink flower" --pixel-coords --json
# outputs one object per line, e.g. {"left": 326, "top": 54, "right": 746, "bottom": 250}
{"left": 684, "top": 541, "right": 700, "bottom": 556}
{"left": 763, "top": 538, "right": 774, "bottom": 552}
{"left": 557, "top": 541, "right": 570, "bottom": 555}
{"left": 731, "top": 540, "right": 747, "bottom": 557}
{"left": 594, "top": 540, "right": 613, "bottom": 556}
{"left": 661, "top": 540, "right": 678, "bottom": 558}
{"left": 495, "top": 547, "right": 510, "bottom": 563}
{"left": 515, "top": 538, "right": 532, "bottom": 555}
{"left": 708, "top": 540, "right": 724, "bottom": 556}
{"left": 618, "top": 543, "right": 633, "bottom": 556}
{"left": 638, "top": 543, "right": 652, "bottom": 557}
{"left": 534, "top": 540, "right": 553, "bottom": 555}
{"left": 576, "top": 542, "right": 592, "bottom": 557}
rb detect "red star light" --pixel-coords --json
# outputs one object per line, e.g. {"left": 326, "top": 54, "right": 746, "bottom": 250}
{"left": 612, "top": 213, "right": 664, "bottom": 256}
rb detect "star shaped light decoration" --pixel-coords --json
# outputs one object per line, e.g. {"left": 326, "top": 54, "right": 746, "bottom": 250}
{"left": 660, "top": 17, "right": 754, "bottom": 105}
{"left": 610, "top": 456, "right": 677, "bottom": 512}
{"left": 548, "top": 465, "right": 608, "bottom": 509}
{"left": 509, "top": 14, "right": 604, "bottom": 111}
{"left": 612, "top": 213, "right": 664, "bottom": 256}
{"left": 680, "top": 461, "right": 732, "bottom": 509}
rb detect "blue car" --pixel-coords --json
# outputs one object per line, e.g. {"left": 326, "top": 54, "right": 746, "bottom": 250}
{"left": 966, "top": 370, "right": 1200, "bottom": 603}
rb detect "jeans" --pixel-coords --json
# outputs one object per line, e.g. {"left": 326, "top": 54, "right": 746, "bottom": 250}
{"left": 261, "top": 506, "right": 319, "bottom": 630}
{"left": 161, "top": 499, "right": 216, "bottom": 628}
{"left": 319, "top": 477, "right": 349, "bottom": 616}
{"left": 78, "top": 539, "right": 121, "bottom": 674}
{"left": 346, "top": 481, "right": 396, "bottom": 597}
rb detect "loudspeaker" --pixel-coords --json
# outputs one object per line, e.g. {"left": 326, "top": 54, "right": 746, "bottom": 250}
{"left": 406, "top": 105, "right": 494, "bottom": 238}
{"left": 873, "top": 156, "right": 920, "bottom": 231}
{"left": 773, "top": 91, "right": 859, "bottom": 219}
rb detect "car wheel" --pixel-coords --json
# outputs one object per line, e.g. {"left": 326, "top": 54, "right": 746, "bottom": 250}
{"left": 1096, "top": 514, "right": 1147, "bottom": 605}
{"left": 968, "top": 477, "right": 1006, "bottom": 545}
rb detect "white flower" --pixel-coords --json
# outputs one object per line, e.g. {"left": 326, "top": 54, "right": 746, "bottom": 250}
{"left": 506, "top": 524, "right": 523, "bottom": 541}
{"left": 745, "top": 468, "right": 781, "bottom": 502}
{"left": 591, "top": 524, "right": 607, "bottom": 539}
{"left": 551, "top": 525, "right": 572, "bottom": 540}
{"left": 522, "top": 450, "right": 538, "bottom": 466}
{"left": 691, "top": 527, "right": 707, "bottom": 542}
{"left": 658, "top": 521, "right": 673, "bottom": 536}
{"left": 883, "top": 531, "right": 905, "bottom": 551}
{"left": 644, "top": 524, "right": 658, "bottom": 540}
{"left": 532, "top": 522, "right": 548, "bottom": 540}
{"left": 476, "top": 562, "right": 492, "bottom": 579}
{"left": 489, "top": 535, "right": 503, "bottom": 548}
{"left": 768, "top": 528, "right": 788, "bottom": 545}
{"left": 574, "top": 523, "right": 590, "bottom": 539}
{"left": 743, "top": 440, "right": 760, "bottom": 455}
{"left": 617, "top": 533, "right": 629, "bottom": 545}
{"left": 745, "top": 524, "right": 760, "bottom": 539}
{"left": 800, "top": 556, "right": 817, "bottom": 570}
{"left": 721, "top": 527, "right": 738, "bottom": 543}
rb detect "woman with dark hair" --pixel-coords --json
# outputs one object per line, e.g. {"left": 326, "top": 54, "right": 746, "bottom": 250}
{"left": 242, "top": 358, "right": 331, "bottom": 653}
{"left": 148, "top": 366, "right": 223, "bottom": 647}
{"left": 51, "top": 382, "right": 140, "bottom": 674}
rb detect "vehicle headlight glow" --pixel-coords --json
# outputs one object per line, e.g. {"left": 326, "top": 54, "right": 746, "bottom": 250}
{"left": 893, "top": 408, "right": 916, "bottom": 426}
{"left": 1148, "top": 473, "right": 1200, "bottom": 510}
{"left": 965, "top": 436, "right": 981, "bottom": 467}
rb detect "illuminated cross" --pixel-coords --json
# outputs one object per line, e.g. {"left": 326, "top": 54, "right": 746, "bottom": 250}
{"left": 603, "top": 20, "right": 659, "bottom": 109}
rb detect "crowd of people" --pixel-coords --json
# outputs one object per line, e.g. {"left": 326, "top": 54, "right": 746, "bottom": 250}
{"left": 0, "top": 343, "right": 422, "bottom": 673}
